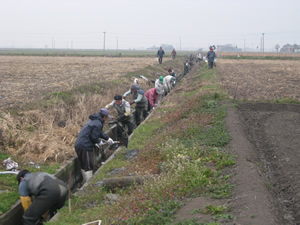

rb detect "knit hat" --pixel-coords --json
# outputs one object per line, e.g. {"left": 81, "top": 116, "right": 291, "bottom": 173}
{"left": 159, "top": 76, "right": 163, "bottom": 83}
{"left": 100, "top": 108, "right": 111, "bottom": 118}
{"left": 114, "top": 95, "right": 122, "bottom": 100}
{"left": 131, "top": 84, "right": 138, "bottom": 90}
{"left": 17, "top": 170, "right": 29, "bottom": 185}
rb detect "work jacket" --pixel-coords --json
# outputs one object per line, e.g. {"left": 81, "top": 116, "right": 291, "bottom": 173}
{"left": 157, "top": 49, "right": 165, "bottom": 57}
{"left": 145, "top": 88, "right": 159, "bottom": 108}
{"left": 75, "top": 112, "right": 109, "bottom": 151}
{"left": 124, "top": 87, "right": 148, "bottom": 107}
{"left": 206, "top": 51, "right": 216, "bottom": 62}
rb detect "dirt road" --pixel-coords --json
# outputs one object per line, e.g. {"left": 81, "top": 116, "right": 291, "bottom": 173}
{"left": 176, "top": 59, "right": 300, "bottom": 224}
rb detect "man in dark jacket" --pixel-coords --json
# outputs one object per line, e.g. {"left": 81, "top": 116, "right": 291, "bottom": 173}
{"left": 206, "top": 47, "right": 216, "bottom": 69}
{"left": 17, "top": 170, "right": 68, "bottom": 225}
{"left": 74, "top": 108, "right": 113, "bottom": 182}
{"left": 157, "top": 46, "right": 165, "bottom": 64}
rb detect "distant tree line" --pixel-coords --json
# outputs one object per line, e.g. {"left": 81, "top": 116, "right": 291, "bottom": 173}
{"left": 276, "top": 43, "right": 300, "bottom": 53}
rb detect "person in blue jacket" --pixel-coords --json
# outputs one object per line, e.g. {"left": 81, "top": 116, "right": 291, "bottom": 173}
{"left": 206, "top": 47, "right": 216, "bottom": 69}
{"left": 74, "top": 108, "right": 114, "bottom": 183}
{"left": 157, "top": 46, "right": 165, "bottom": 64}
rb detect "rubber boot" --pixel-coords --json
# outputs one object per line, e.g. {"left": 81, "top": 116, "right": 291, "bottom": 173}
{"left": 85, "top": 170, "right": 93, "bottom": 183}
{"left": 81, "top": 169, "right": 87, "bottom": 183}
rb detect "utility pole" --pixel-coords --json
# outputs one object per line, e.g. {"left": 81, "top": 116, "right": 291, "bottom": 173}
{"left": 260, "top": 37, "right": 262, "bottom": 52}
{"left": 117, "top": 36, "right": 118, "bottom": 50}
{"left": 244, "top": 39, "right": 246, "bottom": 52}
{"left": 262, "top": 33, "right": 264, "bottom": 54}
{"left": 103, "top": 32, "right": 106, "bottom": 51}
{"left": 180, "top": 37, "right": 181, "bottom": 51}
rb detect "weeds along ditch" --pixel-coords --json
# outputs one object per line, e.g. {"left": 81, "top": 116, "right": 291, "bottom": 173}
{"left": 46, "top": 65, "right": 236, "bottom": 224}
{"left": 0, "top": 57, "right": 185, "bottom": 216}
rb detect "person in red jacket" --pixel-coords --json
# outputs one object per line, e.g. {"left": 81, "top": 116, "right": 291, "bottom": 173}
{"left": 145, "top": 88, "right": 159, "bottom": 110}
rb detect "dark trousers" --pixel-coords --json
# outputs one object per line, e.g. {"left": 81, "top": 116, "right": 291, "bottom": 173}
{"left": 208, "top": 61, "right": 214, "bottom": 69}
{"left": 121, "top": 119, "right": 134, "bottom": 136}
{"left": 22, "top": 177, "right": 68, "bottom": 225}
{"left": 75, "top": 148, "right": 93, "bottom": 171}
{"left": 158, "top": 57, "right": 163, "bottom": 64}
{"left": 134, "top": 103, "right": 148, "bottom": 126}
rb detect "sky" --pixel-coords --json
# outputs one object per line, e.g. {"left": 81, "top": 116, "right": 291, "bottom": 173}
{"left": 0, "top": 0, "right": 299, "bottom": 51}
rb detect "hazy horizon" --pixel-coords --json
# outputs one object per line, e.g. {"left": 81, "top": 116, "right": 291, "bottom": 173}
{"left": 1, "top": 0, "right": 299, "bottom": 51}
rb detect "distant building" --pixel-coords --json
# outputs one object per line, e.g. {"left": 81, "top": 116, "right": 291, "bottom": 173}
{"left": 217, "top": 44, "right": 242, "bottom": 52}
{"left": 280, "top": 43, "right": 300, "bottom": 53}
{"left": 147, "top": 44, "right": 174, "bottom": 51}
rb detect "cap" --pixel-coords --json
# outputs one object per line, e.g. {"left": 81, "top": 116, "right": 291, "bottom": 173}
{"left": 100, "top": 108, "right": 111, "bottom": 118}
{"left": 114, "top": 95, "right": 122, "bottom": 100}
{"left": 131, "top": 84, "right": 137, "bottom": 90}
{"left": 17, "top": 170, "right": 29, "bottom": 185}
{"left": 159, "top": 76, "right": 163, "bottom": 83}
{"left": 210, "top": 47, "right": 213, "bottom": 50}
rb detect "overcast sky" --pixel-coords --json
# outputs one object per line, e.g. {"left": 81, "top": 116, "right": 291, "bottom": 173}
{"left": 1, "top": 0, "right": 299, "bottom": 51}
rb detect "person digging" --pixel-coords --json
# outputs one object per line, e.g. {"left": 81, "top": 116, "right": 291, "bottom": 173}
{"left": 74, "top": 108, "right": 114, "bottom": 183}
{"left": 106, "top": 94, "right": 134, "bottom": 147}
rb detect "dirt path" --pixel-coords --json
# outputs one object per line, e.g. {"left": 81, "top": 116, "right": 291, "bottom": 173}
{"left": 175, "top": 59, "right": 300, "bottom": 224}
{"left": 225, "top": 105, "right": 276, "bottom": 225}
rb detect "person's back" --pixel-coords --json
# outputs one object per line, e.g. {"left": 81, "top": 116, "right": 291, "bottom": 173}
{"left": 18, "top": 171, "right": 68, "bottom": 225}
{"left": 145, "top": 88, "right": 159, "bottom": 108}
{"left": 21, "top": 172, "right": 67, "bottom": 198}
{"left": 164, "top": 75, "right": 173, "bottom": 93}
{"left": 75, "top": 112, "right": 107, "bottom": 151}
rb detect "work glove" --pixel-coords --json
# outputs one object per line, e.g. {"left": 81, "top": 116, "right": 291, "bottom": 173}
{"left": 107, "top": 138, "right": 114, "bottom": 145}
{"left": 117, "top": 114, "right": 125, "bottom": 121}
{"left": 95, "top": 141, "right": 104, "bottom": 148}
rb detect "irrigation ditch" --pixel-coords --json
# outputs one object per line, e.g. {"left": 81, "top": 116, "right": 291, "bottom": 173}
{"left": 0, "top": 65, "right": 189, "bottom": 225}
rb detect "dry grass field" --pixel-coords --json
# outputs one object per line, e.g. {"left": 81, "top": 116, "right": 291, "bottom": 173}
{"left": 217, "top": 59, "right": 300, "bottom": 102}
{"left": 0, "top": 56, "right": 156, "bottom": 109}
{"left": 0, "top": 56, "right": 182, "bottom": 164}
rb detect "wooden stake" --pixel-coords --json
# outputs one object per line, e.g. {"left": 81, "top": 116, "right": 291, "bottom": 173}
{"left": 69, "top": 171, "right": 72, "bottom": 214}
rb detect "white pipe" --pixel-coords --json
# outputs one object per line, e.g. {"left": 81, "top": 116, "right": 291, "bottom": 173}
{"left": 0, "top": 171, "right": 18, "bottom": 175}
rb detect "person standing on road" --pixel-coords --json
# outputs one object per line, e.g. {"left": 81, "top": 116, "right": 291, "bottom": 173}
{"left": 75, "top": 108, "right": 114, "bottom": 183}
{"left": 157, "top": 46, "right": 165, "bottom": 64}
{"left": 171, "top": 48, "right": 176, "bottom": 60}
{"left": 206, "top": 47, "right": 216, "bottom": 69}
{"left": 123, "top": 84, "right": 148, "bottom": 126}
{"left": 17, "top": 170, "right": 68, "bottom": 225}
{"left": 106, "top": 94, "right": 134, "bottom": 137}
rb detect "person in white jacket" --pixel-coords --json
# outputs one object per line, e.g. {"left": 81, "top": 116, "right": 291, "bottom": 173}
{"left": 155, "top": 76, "right": 165, "bottom": 101}
{"left": 164, "top": 75, "right": 174, "bottom": 94}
